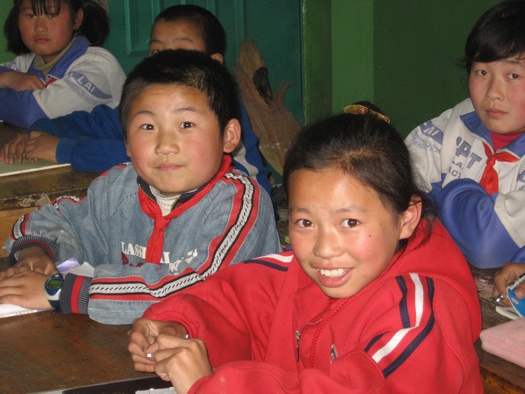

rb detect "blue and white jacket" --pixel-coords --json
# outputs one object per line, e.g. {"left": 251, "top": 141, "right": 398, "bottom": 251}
{"left": 5, "top": 156, "right": 281, "bottom": 324}
{"left": 405, "top": 98, "right": 525, "bottom": 268}
{"left": 0, "top": 35, "right": 125, "bottom": 128}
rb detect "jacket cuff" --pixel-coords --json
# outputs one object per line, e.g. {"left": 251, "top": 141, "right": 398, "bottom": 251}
{"left": 55, "top": 138, "right": 76, "bottom": 164}
{"left": 9, "top": 237, "right": 59, "bottom": 266}
{"left": 60, "top": 273, "right": 92, "bottom": 315}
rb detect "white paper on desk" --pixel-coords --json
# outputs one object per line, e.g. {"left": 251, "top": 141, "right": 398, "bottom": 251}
{"left": 0, "top": 303, "right": 40, "bottom": 318}
{"left": 0, "top": 261, "right": 94, "bottom": 319}
{"left": 68, "top": 262, "right": 95, "bottom": 277}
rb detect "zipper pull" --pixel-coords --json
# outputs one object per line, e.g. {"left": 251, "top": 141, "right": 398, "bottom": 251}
{"left": 295, "top": 330, "right": 300, "bottom": 361}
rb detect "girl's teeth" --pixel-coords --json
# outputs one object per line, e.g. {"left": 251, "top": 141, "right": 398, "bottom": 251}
{"left": 319, "top": 268, "right": 345, "bottom": 278}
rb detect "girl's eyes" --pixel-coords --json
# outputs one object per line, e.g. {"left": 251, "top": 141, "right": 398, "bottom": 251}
{"left": 295, "top": 219, "right": 312, "bottom": 228}
{"left": 341, "top": 219, "right": 359, "bottom": 228}
{"left": 474, "top": 69, "right": 487, "bottom": 76}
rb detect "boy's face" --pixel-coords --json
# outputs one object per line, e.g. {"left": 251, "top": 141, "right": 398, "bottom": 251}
{"left": 288, "top": 168, "right": 418, "bottom": 299}
{"left": 149, "top": 19, "right": 207, "bottom": 55}
{"left": 125, "top": 84, "right": 240, "bottom": 196}
{"left": 469, "top": 55, "right": 525, "bottom": 134}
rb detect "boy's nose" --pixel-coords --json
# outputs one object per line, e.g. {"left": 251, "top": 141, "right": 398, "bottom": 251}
{"left": 155, "top": 133, "right": 179, "bottom": 154}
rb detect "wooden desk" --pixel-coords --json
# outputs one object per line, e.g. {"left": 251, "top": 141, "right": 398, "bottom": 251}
{"left": 0, "top": 267, "right": 524, "bottom": 392}
{"left": 472, "top": 267, "right": 525, "bottom": 394}
{"left": 0, "top": 123, "right": 99, "bottom": 257}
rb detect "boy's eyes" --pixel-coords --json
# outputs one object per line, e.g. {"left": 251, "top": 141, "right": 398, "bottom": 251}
{"left": 509, "top": 73, "right": 520, "bottom": 80}
{"left": 139, "top": 124, "right": 155, "bottom": 130}
{"left": 180, "top": 121, "right": 194, "bottom": 129}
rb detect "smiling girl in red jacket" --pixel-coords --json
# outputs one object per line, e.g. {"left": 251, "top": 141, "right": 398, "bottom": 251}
{"left": 128, "top": 106, "right": 483, "bottom": 393}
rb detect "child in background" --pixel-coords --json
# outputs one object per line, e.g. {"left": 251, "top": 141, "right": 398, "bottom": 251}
{"left": 0, "top": 4, "right": 272, "bottom": 197}
{"left": 0, "top": 0, "right": 125, "bottom": 128}
{"left": 0, "top": 49, "right": 281, "bottom": 324}
{"left": 405, "top": 0, "right": 525, "bottom": 269}
{"left": 128, "top": 109, "right": 482, "bottom": 393}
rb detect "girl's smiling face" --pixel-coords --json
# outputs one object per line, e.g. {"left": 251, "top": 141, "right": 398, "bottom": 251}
{"left": 18, "top": 0, "right": 83, "bottom": 63}
{"left": 288, "top": 168, "right": 419, "bottom": 299}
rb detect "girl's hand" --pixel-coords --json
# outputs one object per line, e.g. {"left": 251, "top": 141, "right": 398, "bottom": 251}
{"left": 128, "top": 318, "right": 188, "bottom": 372}
{"left": 153, "top": 334, "right": 212, "bottom": 394}
{"left": 0, "top": 71, "right": 45, "bottom": 91}
{"left": 0, "top": 132, "right": 30, "bottom": 164}
{"left": 493, "top": 263, "right": 525, "bottom": 306}
{"left": 25, "top": 131, "right": 60, "bottom": 163}
{"left": 0, "top": 270, "right": 53, "bottom": 310}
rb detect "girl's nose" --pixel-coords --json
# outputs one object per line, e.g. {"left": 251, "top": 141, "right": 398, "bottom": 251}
{"left": 34, "top": 16, "right": 47, "bottom": 32}
{"left": 313, "top": 229, "right": 343, "bottom": 259}
{"left": 485, "top": 77, "right": 504, "bottom": 102}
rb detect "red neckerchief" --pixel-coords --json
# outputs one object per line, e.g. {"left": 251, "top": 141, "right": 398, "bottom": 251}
{"left": 139, "top": 155, "right": 233, "bottom": 264}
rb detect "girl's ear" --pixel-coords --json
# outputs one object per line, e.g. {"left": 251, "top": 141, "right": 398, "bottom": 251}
{"left": 398, "top": 196, "right": 422, "bottom": 240}
{"left": 222, "top": 119, "right": 241, "bottom": 153}
{"left": 73, "top": 8, "right": 84, "bottom": 30}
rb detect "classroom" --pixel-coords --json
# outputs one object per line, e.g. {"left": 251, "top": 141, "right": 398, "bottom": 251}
{"left": 0, "top": 0, "right": 524, "bottom": 392}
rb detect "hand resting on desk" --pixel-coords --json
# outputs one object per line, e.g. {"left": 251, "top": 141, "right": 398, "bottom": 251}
{"left": 0, "top": 130, "right": 59, "bottom": 164}
{"left": 0, "top": 247, "right": 57, "bottom": 310}
{"left": 129, "top": 317, "right": 212, "bottom": 394}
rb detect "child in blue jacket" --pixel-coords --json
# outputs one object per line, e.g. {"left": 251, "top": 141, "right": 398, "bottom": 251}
{"left": 0, "top": 5, "right": 272, "bottom": 195}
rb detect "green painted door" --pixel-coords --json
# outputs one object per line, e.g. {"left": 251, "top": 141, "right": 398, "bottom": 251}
{"left": 105, "top": 0, "right": 303, "bottom": 122}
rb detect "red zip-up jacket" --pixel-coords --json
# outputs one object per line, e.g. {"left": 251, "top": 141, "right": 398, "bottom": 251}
{"left": 145, "top": 220, "right": 483, "bottom": 393}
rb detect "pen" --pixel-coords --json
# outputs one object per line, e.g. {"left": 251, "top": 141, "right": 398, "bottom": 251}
{"left": 508, "top": 273, "right": 525, "bottom": 291}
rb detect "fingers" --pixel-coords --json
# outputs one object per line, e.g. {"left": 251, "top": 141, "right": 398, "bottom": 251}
{"left": 0, "top": 133, "right": 30, "bottom": 164}
{"left": 153, "top": 338, "right": 212, "bottom": 394}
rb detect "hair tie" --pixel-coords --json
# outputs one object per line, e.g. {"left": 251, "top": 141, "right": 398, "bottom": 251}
{"left": 343, "top": 104, "right": 390, "bottom": 124}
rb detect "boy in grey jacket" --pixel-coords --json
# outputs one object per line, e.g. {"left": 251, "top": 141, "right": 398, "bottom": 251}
{"left": 0, "top": 49, "right": 281, "bottom": 324}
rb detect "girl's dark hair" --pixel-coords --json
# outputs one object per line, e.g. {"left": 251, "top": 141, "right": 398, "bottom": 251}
{"left": 283, "top": 109, "right": 434, "bottom": 250}
{"left": 153, "top": 5, "right": 226, "bottom": 56}
{"left": 119, "top": 49, "right": 240, "bottom": 138}
{"left": 464, "top": 0, "right": 525, "bottom": 73}
{"left": 5, "top": 0, "right": 110, "bottom": 55}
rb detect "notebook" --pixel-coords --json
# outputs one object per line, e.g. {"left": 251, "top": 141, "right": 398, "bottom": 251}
{"left": 0, "top": 160, "right": 70, "bottom": 177}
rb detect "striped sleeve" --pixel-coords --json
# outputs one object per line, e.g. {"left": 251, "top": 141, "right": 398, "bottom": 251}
{"left": 364, "top": 273, "right": 435, "bottom": 378}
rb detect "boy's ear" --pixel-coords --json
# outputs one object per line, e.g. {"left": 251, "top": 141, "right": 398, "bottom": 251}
{"left": 125, "top": 141, "right": 131, "bottom": 159}
{"left": 398, "top": 196, "right": 422, "bottom": 240}
{"left": 210, "top": 53, "right": 224, "bottom": 64}
{"left": 222, "top": 119, "right": 241, "bottom": 154}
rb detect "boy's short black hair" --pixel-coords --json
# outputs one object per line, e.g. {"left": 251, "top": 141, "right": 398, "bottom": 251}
{"left": 464, "top": 0, "right": 525, "bottom": 72}
{"left": 4, "top": 0, "right": 109, "bottom": 55}
{"left": 119, "top": 49, "right": 240, "bottom": 139}
{"left": 153, "top": 5, "right": 226, "bottom": 56}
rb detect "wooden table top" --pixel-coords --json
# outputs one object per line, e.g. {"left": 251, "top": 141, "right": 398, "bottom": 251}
{"left": 0, "top": 254, "right": 523, "bottom": 392}
{"left": 0, "top": 123, "right": 99, "bottom": 211}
